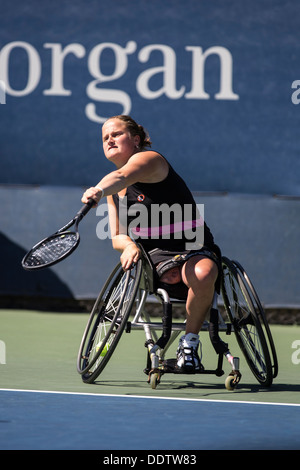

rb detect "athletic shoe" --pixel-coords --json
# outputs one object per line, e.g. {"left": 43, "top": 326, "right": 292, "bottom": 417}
{"left": 176, "top": 333, "right": 202, "bottom": 373}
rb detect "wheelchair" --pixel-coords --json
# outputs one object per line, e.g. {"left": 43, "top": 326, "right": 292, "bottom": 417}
{"left": 77, "top": 245, "right": 278, "bottom": 391}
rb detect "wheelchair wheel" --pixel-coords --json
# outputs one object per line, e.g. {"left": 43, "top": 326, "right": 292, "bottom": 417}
{"left": 231, "top": 260, "right": 278, "bottom": 380}
{"left": 77, "top": 259, "right": 142, "bottom": 384}
{"left": 221, "top": 257, "right": 273, "bottom": 387}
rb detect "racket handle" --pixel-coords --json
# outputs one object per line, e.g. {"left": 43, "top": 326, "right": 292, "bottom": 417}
{"left": 76, "top": 199, "right": 95, "bottom": 220}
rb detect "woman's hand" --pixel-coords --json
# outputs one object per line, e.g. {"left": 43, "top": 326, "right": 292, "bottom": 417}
{"left": 81, "top": 187, "right": 103, "bottom": 206}
{"left": 120, "top": 242, "right": 141, "bottom": 270}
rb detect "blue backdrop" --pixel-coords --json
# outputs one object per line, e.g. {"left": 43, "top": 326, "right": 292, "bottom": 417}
{"left": 1, "top": 0, "right": 299, "bottom": 307}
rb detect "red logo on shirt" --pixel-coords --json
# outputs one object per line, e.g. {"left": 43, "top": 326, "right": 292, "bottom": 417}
{"left": 137, "top": 194, "right": 145, "bottom": 202}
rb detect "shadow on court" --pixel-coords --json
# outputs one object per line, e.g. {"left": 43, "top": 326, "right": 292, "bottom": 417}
{"left": 91, "top": 379, "right": 300, "bottom": 398}
{"left": 0, "top": 232, "right": 74, "bottom": 308}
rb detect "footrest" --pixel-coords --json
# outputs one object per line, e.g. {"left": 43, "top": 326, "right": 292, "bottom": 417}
{"left": 161, "top": 358, "right": 205, "bottom": 374}
{"left": 161, "top": 358, "right": 177, "bottom": 373}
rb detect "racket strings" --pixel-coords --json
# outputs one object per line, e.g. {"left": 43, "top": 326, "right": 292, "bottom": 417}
{"left": 24, "top": 233, "right": 78, "bottom": 267}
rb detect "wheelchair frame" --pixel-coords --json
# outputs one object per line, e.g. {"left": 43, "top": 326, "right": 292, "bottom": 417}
{"left": 77, "top": 246, "right": 278, "bottom": 391}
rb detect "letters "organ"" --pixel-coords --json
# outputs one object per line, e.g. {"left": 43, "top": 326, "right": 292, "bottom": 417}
{"left": 0, "top": 41, "right": 239, "bottom": 123}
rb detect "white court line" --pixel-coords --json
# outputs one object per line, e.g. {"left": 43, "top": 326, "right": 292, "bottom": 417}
{"left": 1, "top": 388, "right": 300, "bottom": 408}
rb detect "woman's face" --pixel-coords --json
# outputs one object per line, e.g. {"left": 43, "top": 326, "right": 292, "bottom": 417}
{"left": 102, "top": 119, "right": 140, "bottom": 168}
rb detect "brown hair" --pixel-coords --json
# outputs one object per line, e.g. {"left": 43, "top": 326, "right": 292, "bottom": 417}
{"left": 105, "top": 115, "right": 152, "bottom": 150}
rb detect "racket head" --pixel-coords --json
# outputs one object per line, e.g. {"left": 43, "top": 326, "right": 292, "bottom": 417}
{"left": 22, "top": 231, "right": 80, "bottom": 270}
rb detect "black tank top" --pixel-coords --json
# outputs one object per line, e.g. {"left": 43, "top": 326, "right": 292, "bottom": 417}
{"left": 112, "top": 157, "right": 215, "bottom": 252}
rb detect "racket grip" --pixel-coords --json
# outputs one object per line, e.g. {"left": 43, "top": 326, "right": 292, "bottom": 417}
{"left": 76, "top": 199, "right": 95, "bottom": 220}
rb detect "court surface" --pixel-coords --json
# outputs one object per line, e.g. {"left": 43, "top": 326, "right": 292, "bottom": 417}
{"left": 1, "top": 309, "right": 300, "bottom": 450}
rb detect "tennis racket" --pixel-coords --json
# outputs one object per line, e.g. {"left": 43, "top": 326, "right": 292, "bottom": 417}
{"left": 22, "top": 199, "right": 94, "bottom": 270}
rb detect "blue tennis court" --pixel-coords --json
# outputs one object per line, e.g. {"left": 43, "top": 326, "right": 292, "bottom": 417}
{"left": 1, "top": 389, "right": 299, "bottom": 450}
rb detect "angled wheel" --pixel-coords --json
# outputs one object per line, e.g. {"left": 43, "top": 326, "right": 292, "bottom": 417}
{"left": 231, "top": 260, "right": 278, "bottom": 379}
{"left": 77, "top": 260, "right": 142, "bottom": 383}
{"left": 221, "top": 257, "right": 273, "bottom": 387}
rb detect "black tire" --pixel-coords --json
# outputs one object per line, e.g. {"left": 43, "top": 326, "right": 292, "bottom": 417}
{"left": 221, "top": 257, "right": 273, "bottom": 387}
{"left": 77, "top": 260, "right": 142, "bottom": 384}
{"left": 231, "top": 260, "right": 278, "bottom": 379}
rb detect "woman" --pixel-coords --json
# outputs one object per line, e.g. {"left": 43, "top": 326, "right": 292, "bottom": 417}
{"left": 81, "top": 115, "right": 220, "bottom": 373}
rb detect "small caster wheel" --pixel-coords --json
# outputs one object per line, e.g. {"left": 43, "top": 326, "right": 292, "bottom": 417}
{"left": 225, "top": 370, "right": 241, "bottom": 390}
{"left": 150, "top": 372, "right": 160, "bottom": 389}
{"left": 225, "top": 375, "right": 236, "bottom": 391}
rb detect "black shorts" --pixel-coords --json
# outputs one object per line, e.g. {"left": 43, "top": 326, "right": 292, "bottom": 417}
{"left": 147, "top": 246, "right": 222, "bottom": 300}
